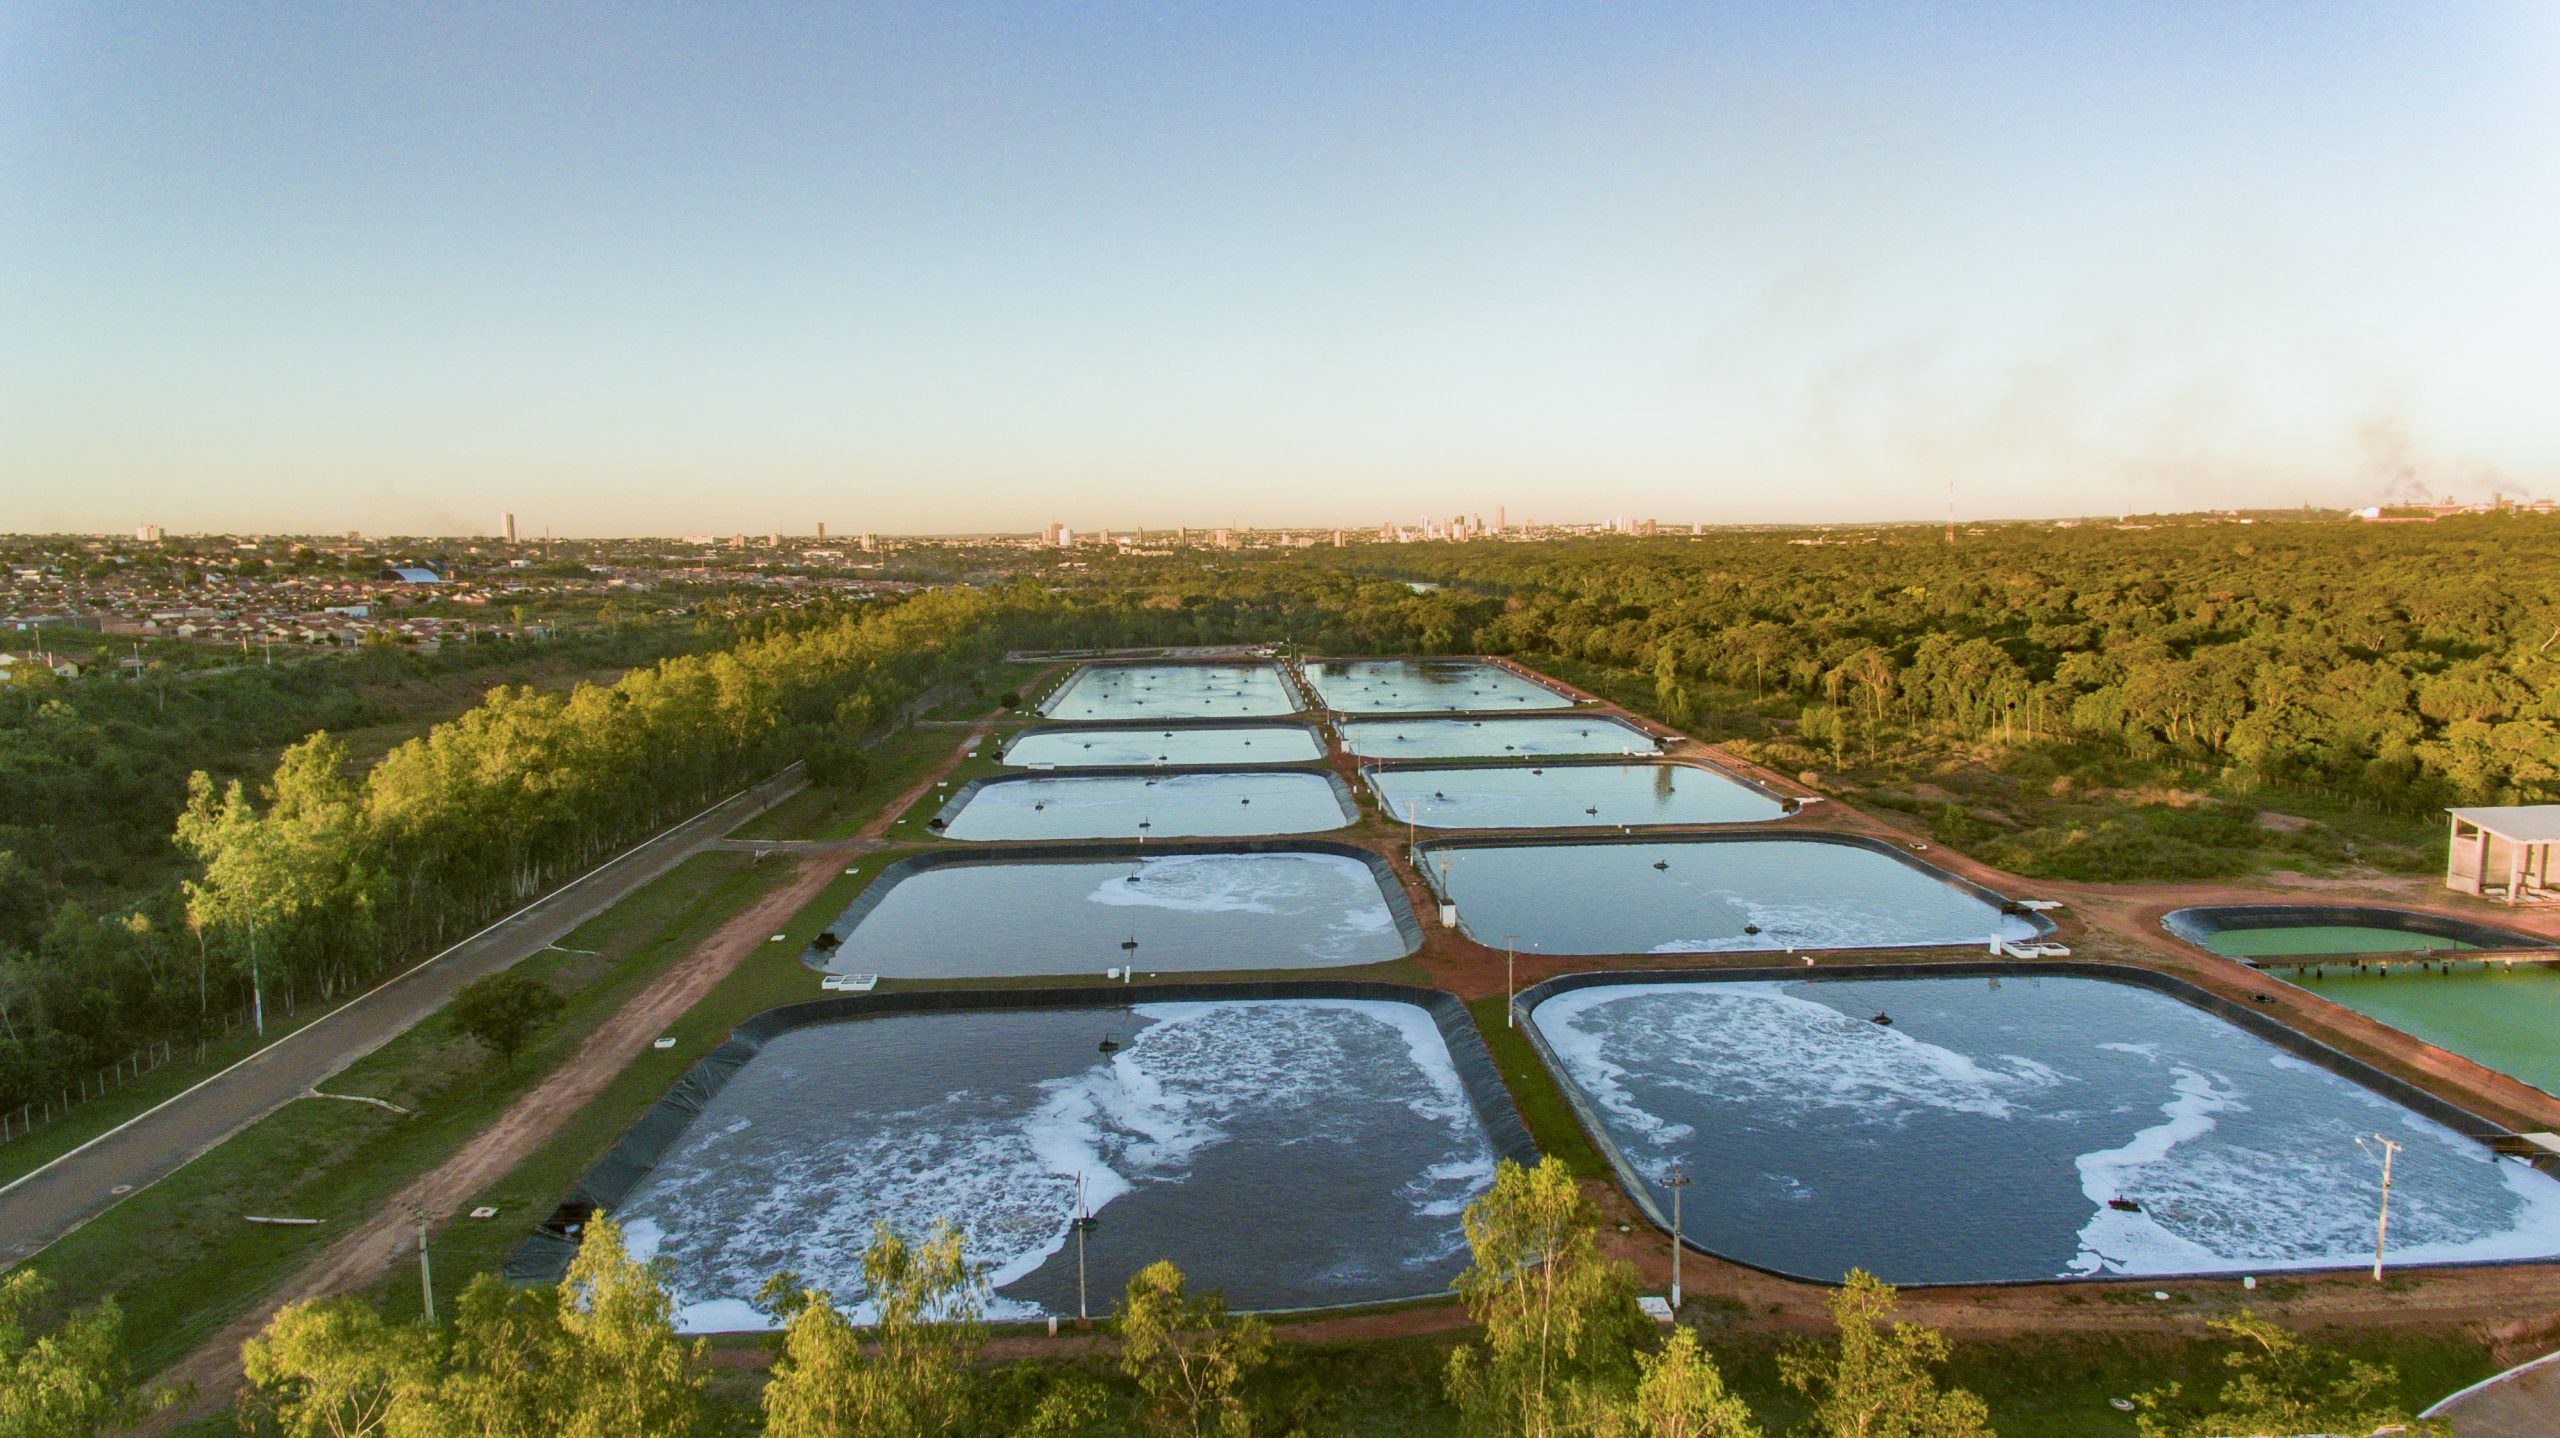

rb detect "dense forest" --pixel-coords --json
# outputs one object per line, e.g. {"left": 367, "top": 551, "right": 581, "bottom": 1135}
{"left": 7, "top": 515, "right": 2555, "bottom": 1117}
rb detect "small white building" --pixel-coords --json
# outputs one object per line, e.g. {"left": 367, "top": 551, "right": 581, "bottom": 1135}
{"left": 2446, "top": 806, "right": 2560, "bottom": 905}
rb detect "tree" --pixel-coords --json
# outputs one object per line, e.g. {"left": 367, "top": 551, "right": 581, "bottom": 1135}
{"left": 1116, "top": 1261, "right": 1273, "bottom": 1438}
{"left": 238, "top": 1296, "right": 442, "bottom": 1438}
{"left": 1445, "top": 1156, "right": 1648, "bottom": 1438}
{"left": 0, "top": 1269, "right": 165, "bottom": 1438}
{"left": 447, "top": 971, "right": 565, "bottom": 1067}
{"left": 552, "top": 1214, "right": 705, "bottom": 1438}
{"left": 2133, "top": 1310, "right": 2442, "bottom": 1438}
{"left": 759, "top": 1221, "right": 985, "bottom": 1438}
{"left": 1776, "top": 1270, "right": 1991, "bottom": 1438}
{"left": 1593, "top": 1329, "right": 1763, "bottom": 1438}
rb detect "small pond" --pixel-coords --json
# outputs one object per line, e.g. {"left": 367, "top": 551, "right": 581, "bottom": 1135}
{"left": 1303, "top": 659, "right": 1571, "bottom": 713}
{"left": 1339, "top": 715, "right": 1659, "bottom": 760}
{"left": 1368, "top": 763, "right": 1785, "bottom": 829}
{"left": 1040, "top": 664, "right": 1299, "bottom": 721}
{"left": 1005, "top": 725, "right": 1324, "bottom": 768}
{"left": 812, "top": 851, "right": 1414, "bottom": 978}
{"left": 1529, "top": 974, "right": 2560, "bottom": 1283}
{"left": 2282, "top": 964, "right": 2560, "bottom": 1099}
{"left": 1425, "top": 838, "right": 2040, "bottom": 954}
{"left": 614, "top": 1000, "right": 1500, "bottom": 1328}
{"left": 937, "top": 771, "right": 1353, "bottom": 841}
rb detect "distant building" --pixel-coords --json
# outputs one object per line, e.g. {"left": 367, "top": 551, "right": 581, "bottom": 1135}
{"left": 816, "top": 522, "right": 827, "bottom": 542}
{"left": 135, "top": 524, "right": 163, "bottom": 543}
{"left": 501, "top": 512, "right": 517, "bottom": 543}
{"left": 379, "top": 566, "right": 443, "bottom": 584}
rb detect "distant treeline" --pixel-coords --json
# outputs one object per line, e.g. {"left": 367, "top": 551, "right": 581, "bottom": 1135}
{"left": 1301, "top": 518, "right": 2560, "bottom": 812}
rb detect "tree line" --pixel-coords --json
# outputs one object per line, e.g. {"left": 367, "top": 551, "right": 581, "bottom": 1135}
{"left": 0, "top": 591, "right": 1009, "bottom": 1117}
{"left": 2, "top": 1157, "right": 2442, "bottom": 1437}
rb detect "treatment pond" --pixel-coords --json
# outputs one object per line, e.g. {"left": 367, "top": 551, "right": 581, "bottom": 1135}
{"left": 935, "top": 771, "right": 1354, "bottom": 841}
{"left": 1526, "top": 973, "right": 2560, "bottom": 1284}
{"left": 614, "top": 998, "right": 1505, "bottom": 1328}
{"left": 1039, "top": 663, "right": 1299, "bottom": 721}
{"left": 810, "top": 850, "right": 1415, "bottom": 978}
{"left": 1303, "top": 659, "right": 1571, "bottom": 713}
{"left": 1339, "top": 715, "right": 1658, "bottom": 760}
{"left": 1425, "top": 838, "right": 2041, "bottom": 953}
{"left": 1369, "top": 762, "right": 1785, "bottom": 828}
{"left": 1005, "top": 725, "right": 1323, "bottom": 768}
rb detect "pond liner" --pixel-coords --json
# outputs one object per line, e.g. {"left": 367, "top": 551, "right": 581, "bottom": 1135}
{"left": 798, "top": 838, "right": 1427, "bottom": 973}
{"left": 1296, "top": 654, "right": 1584, "bottom": 714}
{"left": 926, "top": 764, "right": 1360, "bottom": 834}
{"left": 2160, "top": 904, "right": 2558, "bottom": 957}
{"left": 1038, "top": 659, "right": 1304, "bottom": 718}
{"left": 1353, "top": 754, "right": 1789, "bottom": 811}
{"left": 1507, "top": 960, "right": 2550, "bottom": 1290}
{"left": 1335, "top": 711, "right": 1665, "bottom": 753}
{"left": 502, "top": 980, "right": 1537, "bottom": 1286}
{"left": 997, "top": 716, "right": 1331, "bottom": 755}
{"left": 1409, "top": 829, "right": 2058, "bottom": 942}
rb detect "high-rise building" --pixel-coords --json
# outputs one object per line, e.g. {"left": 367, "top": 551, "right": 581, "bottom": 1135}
{"left": 1496, "top": 505, "right": 1505, "bottom": 533}
{"left": 816, "top": 522, "right": 827, "bottom": 542}
{"left": 501, "top": 512, "right": 516, "bottom": 543}
{"left": 134, "top": 524, "right": 163, "bottom": 543}
{"left": 1332, "top": 529, "right": 1345, "bottom": 547}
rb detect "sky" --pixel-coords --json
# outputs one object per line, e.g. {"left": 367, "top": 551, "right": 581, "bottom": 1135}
{"left": 4, "top": 2, "right": 2557, "bottom": 537}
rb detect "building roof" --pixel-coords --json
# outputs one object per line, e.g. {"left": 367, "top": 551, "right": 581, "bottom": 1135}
{"left": 381, "top": 566, "right": 444, "bottom": 583}
{"left": 2449, "top": 805, "right": 2560, "bottom": 844}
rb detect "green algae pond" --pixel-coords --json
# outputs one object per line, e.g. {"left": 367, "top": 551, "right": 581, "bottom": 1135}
{"left": 2280, "top": 962, "right": 2560, "bottom": 1098}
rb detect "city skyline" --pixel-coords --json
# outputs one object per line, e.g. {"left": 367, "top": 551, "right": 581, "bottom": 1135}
{"left": 7, "top": 3, "right": 2557, "bottom": 533}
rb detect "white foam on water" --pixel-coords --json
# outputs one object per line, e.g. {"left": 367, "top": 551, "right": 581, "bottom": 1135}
{"left": 1534, "top": 983, "right": 2059, "bottom": 1182}
{"left": 2067, "top": 1044, "right": 2560, "bottom": 1276}
{"left": 628, "top": 1000, "right": 1494, "bottom": 1330}
{"left": 1082, "top": 854, "right": 1398, "bottom": 961}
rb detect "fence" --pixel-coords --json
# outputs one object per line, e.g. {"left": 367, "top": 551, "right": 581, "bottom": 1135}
{"left": 0, "top": 1035, "right": 211, "bottom": 1146}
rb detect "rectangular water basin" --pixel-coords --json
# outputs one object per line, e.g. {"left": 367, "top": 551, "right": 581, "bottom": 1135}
{"left": 609, "top": 996, "right": 1508, "bottom": 1327}
{"left": 2280, "top": 963, "right": 2560, "bottom": 1099}
{"left": 810, "top": 847, "right": 1418, "bottom": 978}
{"left": 1525, "top": 971, "right": 2560, "bottom": 1284}
{"left": 1339, "top": 715, "right": 1659, "bottom": 760}
{"left": 1422, "top": 836, "right": 2041, "bottom": 954}
{"left": 1369, "top": 762, "right": 1786, "bottom": 829}
{"left": 1303, "top": 658, "right": 1571, "bottom": 713}
{"left": 1004, "top": 724, "right": 1324, "bottom": 768}
{"left": 934, "top": 770, "right": 1355, "bottom": 841}
{"left": 1040, "top": 663, "right": 1299, "bottom": 720}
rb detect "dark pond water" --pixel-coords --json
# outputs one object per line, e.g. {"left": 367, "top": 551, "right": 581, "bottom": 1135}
{"left": 1531, "top": 976, "right": 2560, "bottom": 1283}
{"left": 815, "top": 852, "right": 1411, "bottom": 978}
{"left": 616, "top": 1001, "right": 1498, "bottom": 1328}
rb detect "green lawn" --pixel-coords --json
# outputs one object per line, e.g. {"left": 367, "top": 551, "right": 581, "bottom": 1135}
{"left": 1465, "top": 995, "right": 1606, "bottom": 1179}
{"left": 19, "top": 850, "right": 786, "bottom": 1376}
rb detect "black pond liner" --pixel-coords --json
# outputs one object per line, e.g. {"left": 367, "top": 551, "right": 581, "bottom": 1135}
{"left": 1353, "top": 753, "right": 1790, "bottom": 816}
{"left": 798, "top": 838, "right": 1426, "bottom": 972}
{"left": 1508, "top": 960, "right": 2550, "bottom": 1289}
{"left": 1037, "top": 658, "right": 1306, "bottom": 719}
{"left": 2160, "top": 904, "right": 2559, "bottom": 961}
{"left": 1295, "top": 653, "right": 1584, "bottom": 718}
{"left": 1409, "top": 829, "right": 2058, "bottom": 945}
{"left": 1336, "top": 711, "right": 1666, "bottom": 754}
{"left": 997, "top": 715, "right": 1331, "bottom": 757}
{"left": 503, "top": 981, "right": 1538, "bottom": 1292}
{"left": 926, "top": 764, "right": 1360, "bottom": 835}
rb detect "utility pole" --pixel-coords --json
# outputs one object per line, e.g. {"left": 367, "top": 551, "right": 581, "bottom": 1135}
{"left": 2357, "top": 1134, "right": 2400, "bottom": 1281}
{"left": 414, "top": 1203, "right": 437, "bottom": 1325}
{"left": 1505, "top": 934, "right": 1518, "bottom": 1027}
{"left": 1071, "top": 1172, "right": 1097, "bottom": 1323}
{"left": 1665, "top": 1164, "right": 1693, "bottom": 1312}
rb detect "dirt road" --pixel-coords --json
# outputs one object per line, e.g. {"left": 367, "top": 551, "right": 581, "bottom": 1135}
{"left": 153, "top": 722, "right": 993, "bottom": 1421}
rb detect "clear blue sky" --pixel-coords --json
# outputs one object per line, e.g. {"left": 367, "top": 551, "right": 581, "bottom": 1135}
{"left": 4, "top": 2, "right": 2555, "bottom": 536}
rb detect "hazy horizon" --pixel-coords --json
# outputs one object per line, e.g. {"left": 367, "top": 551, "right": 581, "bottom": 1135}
{"left": 6, "top": 2, "right": 2556, "bottom": 536}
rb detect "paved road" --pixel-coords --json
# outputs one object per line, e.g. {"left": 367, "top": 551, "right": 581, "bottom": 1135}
{"left": 0, "top": 767, "right": 806, "bottom": 1266}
